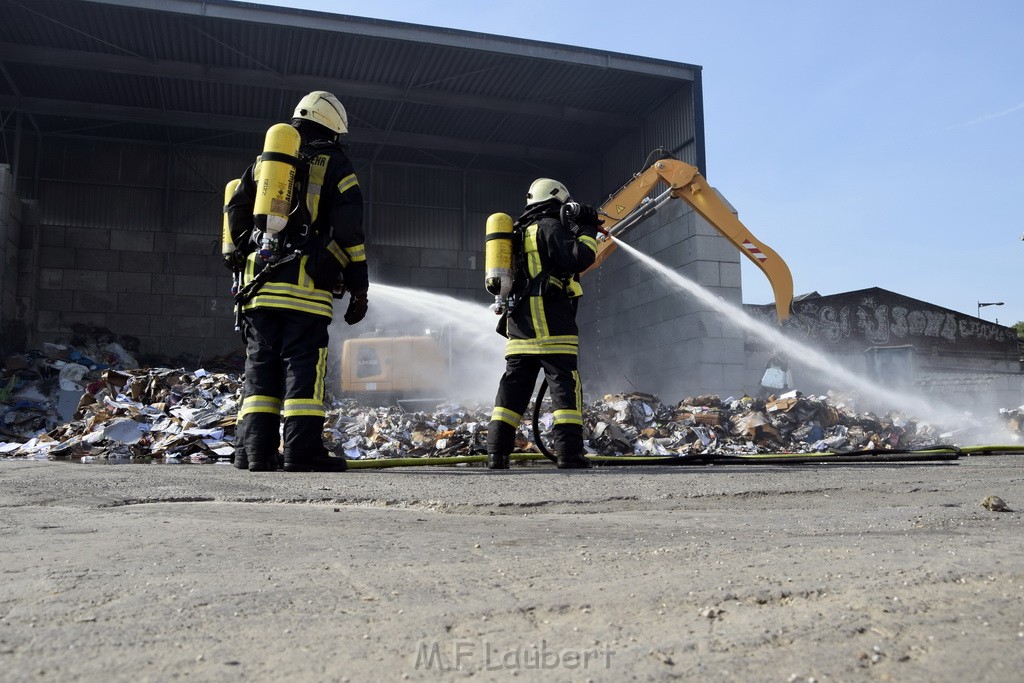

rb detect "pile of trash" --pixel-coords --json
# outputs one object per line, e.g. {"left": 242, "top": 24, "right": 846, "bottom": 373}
{"left": 1, "top": 339, "right": 141, "bottom": 444}
{"left": 1, "top": 364, "right": 241, "bottom": 462}
{"left": 0, "top": 335, "right": 244, "bottom": 462}
{"left": 323, "top": 400, "right": 494, "bottom": 460}
{"left": 1, "top": 342, "right": 1022, "bottom": 463}
{"left": 585, "top": 391, "right": 1022, "bottom": 456}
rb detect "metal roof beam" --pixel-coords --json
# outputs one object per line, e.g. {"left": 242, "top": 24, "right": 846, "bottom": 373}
{"left": 0, "top": 95, "right": 591, "bottom": 166}
{"left": 0, "top": 43, "right": 635, "bottom": 129}
{"left": 76, "top": 0, "right": 697, "bottom": 82}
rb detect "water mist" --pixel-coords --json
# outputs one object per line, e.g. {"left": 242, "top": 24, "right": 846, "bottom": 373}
{"left": 610, "top": 237, "right": 985, "bottom": 434}
{"left": 329, "top": 283, "right": 505, "bottom": 402}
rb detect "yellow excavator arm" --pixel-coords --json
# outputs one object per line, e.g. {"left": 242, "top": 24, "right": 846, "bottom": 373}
{"left": 587, "top": 158, "right": 794, "bottom": 322}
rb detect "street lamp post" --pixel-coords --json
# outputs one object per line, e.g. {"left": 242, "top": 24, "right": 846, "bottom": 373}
{"left": 977, "top": 301, "right": 1004, "bottom": 319}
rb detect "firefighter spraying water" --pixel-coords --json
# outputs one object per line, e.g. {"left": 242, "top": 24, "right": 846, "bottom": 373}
{"left": 484, "top": 178, "right": 603, "bottom": 470}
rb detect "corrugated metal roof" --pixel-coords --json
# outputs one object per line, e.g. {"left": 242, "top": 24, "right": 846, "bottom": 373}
{"left": 0, "top": 0, "right": 699, "bottom": 176}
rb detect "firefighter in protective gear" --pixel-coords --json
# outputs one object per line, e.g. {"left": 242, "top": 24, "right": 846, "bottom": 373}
{"left": 486, "top": 178, "right": 601, "bottom": 469}
{"left": 225, "top": 91, "right": 368, "bottom": 472}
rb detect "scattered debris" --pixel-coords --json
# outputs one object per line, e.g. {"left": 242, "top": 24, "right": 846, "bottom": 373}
{"left": 1, "top": 340, "right": 1022, "bottom": 464}
{"left": 981, "top": 495, "right": 1012, "bottom": 512}
{"left": 583, "top": 392, "right": 1022, "bottom": 457}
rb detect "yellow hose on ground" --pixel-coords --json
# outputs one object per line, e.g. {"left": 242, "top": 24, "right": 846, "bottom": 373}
{"left": 340, "top": 446, "right": 1024, "bottom": 469}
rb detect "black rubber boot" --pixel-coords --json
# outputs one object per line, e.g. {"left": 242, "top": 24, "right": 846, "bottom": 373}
{"left": 247, "top": 452, "right": 280, "bottom": 472}
{"left": 233, "top": 450, "right": 248, "bottom": 470}
{"left": 556, "top": 453, "right": 592, "bottom": 469}
{"left": 487, "top": 452, "right": 510, "bottom": 470}
{"left": 283, "top": 450, "right": 348, "bottom": 472}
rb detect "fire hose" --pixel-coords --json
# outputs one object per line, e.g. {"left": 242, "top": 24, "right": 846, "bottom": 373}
{"left": 531, "top": 379, "right": 558, "bottom": 464}
{"left": 343, "top": 446, "right": 1019, "bottom": 469}
{"left": 341, "top": 445, "right": 1024, "bottom": 469}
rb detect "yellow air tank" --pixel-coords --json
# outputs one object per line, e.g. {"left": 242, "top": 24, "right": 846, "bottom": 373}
{"left": 221, "top": 178, "right": 241, "bottom": 257}
{"left": 253, "top": 123, "right": 301, "bottom": 258}
{"left": 484, "top": 212, "right": 513, "bottom": 299}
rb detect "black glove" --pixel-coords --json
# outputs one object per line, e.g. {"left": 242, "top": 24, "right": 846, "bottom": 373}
{"left": 575, "top": 204, "right": 603, "bottom": 228}
{"left": 344, "top": 291, "right": 368, "bottom": 325}
{"left": 222, "top": 251, "right": 245, "bottom": 272}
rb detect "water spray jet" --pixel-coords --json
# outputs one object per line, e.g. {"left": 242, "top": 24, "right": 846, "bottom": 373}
{"left": 609, "top": 237, "right": 998, "bottom": 438}
{"left": 329, "top": 283, "right": 504, "bottom": 403}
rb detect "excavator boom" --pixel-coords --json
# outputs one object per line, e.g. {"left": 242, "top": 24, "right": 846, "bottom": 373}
{"left": 588, "top": 158, "right": 793, "bottom": 322}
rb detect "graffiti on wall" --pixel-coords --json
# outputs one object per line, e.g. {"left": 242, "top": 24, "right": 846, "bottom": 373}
{"left": 751, "top": 293, "right": 1013, "bottom": 348}
{"left": 797, "top": 296, "right": 1011, "bottom": 345}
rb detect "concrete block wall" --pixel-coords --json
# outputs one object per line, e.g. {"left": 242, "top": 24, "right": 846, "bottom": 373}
{"left": 0, "top": 164, "right": 35, "bottom": 354}
{"left": 578, "top": 197, "right": 746, "bottom": 402}
{"left": 26, "top": 227, "right": 490, "bottom": 365}
{"left": 32, "top": 225, "right": 237, "bottom": 364}
{"left": 370, "top": 244, "right": 489, "bottom": 305}
{"left": 0, "top": 165, "right": 19, "bottom": 325}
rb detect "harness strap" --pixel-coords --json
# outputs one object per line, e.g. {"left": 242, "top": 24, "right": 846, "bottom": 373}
{"left": 234, "top": 253, "right": 298, "bottom": 307}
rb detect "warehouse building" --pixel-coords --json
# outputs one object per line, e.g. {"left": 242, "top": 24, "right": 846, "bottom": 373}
{"left": 0, "top": 0, "right": 750, "bottom": 400}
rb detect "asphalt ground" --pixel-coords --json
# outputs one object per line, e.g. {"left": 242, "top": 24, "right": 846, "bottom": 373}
{"left": 1, "top": 455, "right": 1021, "bottom": 682}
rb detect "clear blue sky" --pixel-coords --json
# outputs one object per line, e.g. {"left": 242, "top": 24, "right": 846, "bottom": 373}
{"left": 251, "top": 0, "right": 1024, "bottom": 326}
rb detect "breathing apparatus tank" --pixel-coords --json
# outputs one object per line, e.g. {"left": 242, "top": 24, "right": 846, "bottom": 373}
{"left": 221, "top": 178, "right": 241, "bottom": 258}
{"left": 253, "top": 123, "right": 302, "bottom": 260}
{"left": 484, "top": 212, "right": 514, "bottom": 312}
{"left": 222, "top": 178, "right": 242, "bottom": 295}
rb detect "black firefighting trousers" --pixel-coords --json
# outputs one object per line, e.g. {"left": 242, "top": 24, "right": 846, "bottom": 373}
{"left": 235, "top": 308, "right": 330, "bottom": 465}
{"left": 487, "top": 353, "right": 584, "bottom": 459}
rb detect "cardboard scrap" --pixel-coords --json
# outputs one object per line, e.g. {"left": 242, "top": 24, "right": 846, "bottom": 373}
{"left": 1, "top": 339, "right": 1022, "bottom": 462}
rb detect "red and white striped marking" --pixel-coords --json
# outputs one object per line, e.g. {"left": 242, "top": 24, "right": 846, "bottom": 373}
{"left": 742, "top": 241, "right": 768, "bottom": 262}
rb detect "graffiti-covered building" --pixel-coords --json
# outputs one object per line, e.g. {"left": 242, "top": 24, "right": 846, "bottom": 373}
{"left": 746, "top": 287, "right": 1023, "bottom": 410}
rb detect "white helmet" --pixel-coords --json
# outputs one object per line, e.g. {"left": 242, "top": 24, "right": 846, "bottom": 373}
{"left": 292, "top": 91, "right": 349, "bottom": 135}
{"left": 526, "top": 178, "right": 570, "bottom": 206}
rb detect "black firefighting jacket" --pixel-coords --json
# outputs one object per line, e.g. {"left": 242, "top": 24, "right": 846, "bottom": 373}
{"left": 227, "top": 138, "right": 366, "bottom": 320}
{"left": 503, "top": 207, "right": 598, "bottom": 357}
